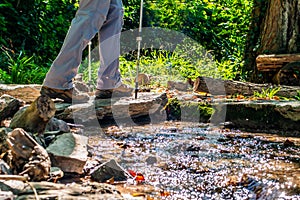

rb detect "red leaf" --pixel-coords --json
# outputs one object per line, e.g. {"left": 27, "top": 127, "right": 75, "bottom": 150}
{"left": 128, "top": 169, "right": 145, "bottom": 183}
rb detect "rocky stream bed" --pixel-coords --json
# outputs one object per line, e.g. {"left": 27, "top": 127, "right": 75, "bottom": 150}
{"left": 0, "top": 83, "right": 299, "bottom": 199}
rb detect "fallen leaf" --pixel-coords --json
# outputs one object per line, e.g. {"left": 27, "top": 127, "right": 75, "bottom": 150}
{"left": 160, "top": 191, "right": 171, "bottom": 197}
{"left": 272, "top": 96, "right": 280, "bottom": 100}
{"left": 128, "top": 170, "right": 145, "bottom": 183}
{"left": 135, "top": 173, "right": 145, "bottom": 182}
{"left": 132, "top": 192, "right": 145, "bottom": 197}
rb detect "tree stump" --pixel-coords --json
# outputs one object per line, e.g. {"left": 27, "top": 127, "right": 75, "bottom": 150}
{"left": 9, "top": 95, "right": 56, "bottom": 135}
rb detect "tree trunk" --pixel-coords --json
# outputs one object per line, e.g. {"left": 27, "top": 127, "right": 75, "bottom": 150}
{"left": 243, "top": 0, "right": 300, "bottom": 83}
{"left": 260, "top": 0, "right": 299, "bottom": 53}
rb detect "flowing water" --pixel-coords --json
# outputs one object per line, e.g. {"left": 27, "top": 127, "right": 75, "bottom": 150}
{"left": 87, "top": 122, "right": 300, "bottom": 200}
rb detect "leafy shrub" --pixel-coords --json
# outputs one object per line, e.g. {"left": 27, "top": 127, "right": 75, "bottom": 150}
{"left": 1, "top": 49, "right": 47, "bottom": 84}
{"left": 0, "top": 0, "right": 253, "bottom": 84}
{"left": 147, "top": 0, "right": 253, "bottom": 79}
{"left": 253, "top": 87, "right": 281, "bottom": 99}
{"left": 0, "top": 0, "right": 79, "bottom": 69}
{"left": 80, "top": 48, "right": 219, "bottom": 88}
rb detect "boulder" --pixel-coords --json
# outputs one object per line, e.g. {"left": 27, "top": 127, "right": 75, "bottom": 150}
{"left": 45, "top": 117, "right": 70, "bottom": 133}
{"left": 0, "top": 128, "right": 12, "bottom": 154}
{"left": 6, "top": 128, "right": 51, "bottom": 181}
{"left": 224, "top": 100, "right": 300, "bottom": 136}
{"left": 0, "top": 95, "right": 25, "bottom": 122}
{"left": 167, "top": 80, "right": 190, "bottom": 91}
{"left": 46, "top": 133, "right": 88, "bottom": 174}
{"left": 90, "top": 159, "right": 129, "bottom": 183}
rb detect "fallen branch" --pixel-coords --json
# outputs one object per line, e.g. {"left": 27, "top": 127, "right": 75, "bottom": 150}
{"left": 0, "top": 175, "right": 28, "bottom": 181}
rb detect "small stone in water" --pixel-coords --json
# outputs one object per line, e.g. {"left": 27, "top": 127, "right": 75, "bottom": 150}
{"left": 146, "top": 156, "right": 157, "bottom": 165}
{"left": 283, "top": 139, "right": 295, "bottom": 147}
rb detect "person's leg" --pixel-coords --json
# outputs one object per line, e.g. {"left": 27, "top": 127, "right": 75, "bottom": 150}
{"left": 43, "top": 0, "right": 111, "bottom": 90}
{"left": 96, "top": 0, "right": 123, "bottom": 90}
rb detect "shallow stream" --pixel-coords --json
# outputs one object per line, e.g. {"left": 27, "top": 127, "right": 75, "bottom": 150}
{"left": 87, "top": 122, "right": 300, "bottom": 199}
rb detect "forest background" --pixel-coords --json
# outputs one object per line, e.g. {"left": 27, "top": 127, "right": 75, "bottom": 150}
{"left": 0, "top": 0, "right": 253, "bottom": 87}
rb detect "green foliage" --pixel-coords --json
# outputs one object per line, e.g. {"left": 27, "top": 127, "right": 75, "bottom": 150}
{"left": 147, "top": 0, "right": 253, "bottom": 79}
{"left": 294, "top": 91, "right": 300, "bottom": 101}
{"left": 78, "top": 59, "right": 100, "bottom": 88}
{"left": 123, "top": 0, "right": 253, "bottom": 81}
{"left": 1, "top": 49, "right": 47, "bottom": 84}
{"left": 119, "top": 49, "right": 217, "bottom": 86}
{"left": 0, "top": 0, "right": 253, "bottom": 84}
{"left": 0, "top": 68, "right": 11, "bottom": 84}
{"left": 0, "top": 0, "right": 79, "bottom": 69}
{"left": 123, "top": 0, "right": 142, "bottom": 30}
{"left": 253, "top": 87, "right": 281, "bottom": 99}
{"left": 80, "top": 48, "right": 220, "bottom": 88}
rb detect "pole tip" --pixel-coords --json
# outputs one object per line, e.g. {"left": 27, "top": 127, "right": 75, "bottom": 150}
{"left": 134, "top": 89, "right": 138, "bottom": 99}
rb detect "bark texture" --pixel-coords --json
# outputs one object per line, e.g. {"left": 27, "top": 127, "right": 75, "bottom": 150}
{"left": 243, "top": 0, "right": 300, "bottom": 82}
{"left": 260, "top": 0, "right": 299, "bottom": 53}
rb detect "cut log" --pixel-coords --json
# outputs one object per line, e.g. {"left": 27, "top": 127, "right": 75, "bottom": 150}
{"left": 9, "top": 95, "right": 56, "bottom": 135}
{"left": 46, "top": 133, "right": 88, "bottom": 174}
{"left": 256, "top": 53, "right": 300, "bottom": 71}
{"left": 0, "top": 84, "right": 41, "bottom": 103}
{"left": 193, "top": 76, "right": 300, "bottom": 97}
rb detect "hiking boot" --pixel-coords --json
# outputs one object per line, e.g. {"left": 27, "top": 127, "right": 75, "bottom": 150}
{"left": 95, "top": 84, "right": 133, "bottom": 99}
{"left": 40, "top": 86, "right": 89, "bottom": 103}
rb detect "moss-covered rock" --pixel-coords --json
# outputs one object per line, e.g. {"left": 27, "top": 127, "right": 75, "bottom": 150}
{"left": 166, "top": 97, "right": 300, "bottom": 136}
{"left": 224, "top": 101, "right": 300, "bottom": 136}
{"left": 166, "top": 98, "right": 213, "bottom": 122}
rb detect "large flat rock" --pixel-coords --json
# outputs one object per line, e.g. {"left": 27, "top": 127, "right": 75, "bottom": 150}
{"left": 223, "top": 100, "right": 300, "bottom": 136}
{"left": 55, "top": 92, "right": 168, "bottom": 123}
{"left": 0, "top": 84, "right": 41, "bottom": 103}
{"left": 167, "top": 97, "right": 300, "bottom": 136}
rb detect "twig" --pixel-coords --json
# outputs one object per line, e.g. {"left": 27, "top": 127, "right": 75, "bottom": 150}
{"left": 0, "top": 175, "right": 28, "bottom": 181}
{"left": 0, "top": 175, "right": 39, "bottom": 200}
{"left": 25, "top": 181, "right": 40, "bottom": 200}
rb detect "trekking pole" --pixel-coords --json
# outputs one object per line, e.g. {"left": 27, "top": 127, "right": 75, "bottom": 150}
{"left": 135, "top": 0, "right": 144, "bottom": 99}
{"left": 88, "top": 41, "right": 92, "bottom": 91}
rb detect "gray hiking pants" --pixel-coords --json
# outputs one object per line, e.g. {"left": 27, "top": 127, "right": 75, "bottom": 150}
{"left": 43, "top": 0, "right": 123, "bottom": 90}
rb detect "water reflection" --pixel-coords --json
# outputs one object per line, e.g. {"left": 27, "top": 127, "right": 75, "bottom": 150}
{"left": 88, "top": 122, "right": 300, "bottom": 199}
